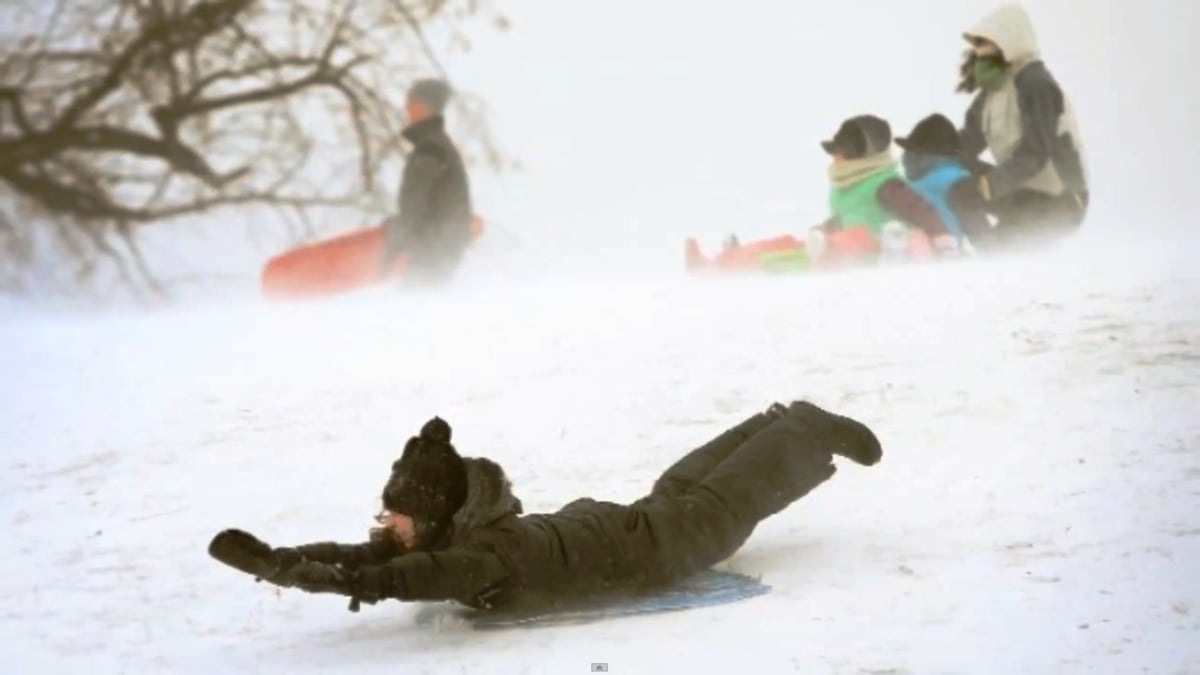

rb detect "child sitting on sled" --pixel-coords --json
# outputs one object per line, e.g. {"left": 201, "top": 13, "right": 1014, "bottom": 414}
{"left": 896, "top": 113, "right": 991, "bottom": 252}
{"left": 807, "top": 115, "right": 957, "bottom": 267}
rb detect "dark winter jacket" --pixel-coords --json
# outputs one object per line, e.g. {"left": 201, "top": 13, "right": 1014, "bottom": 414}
{"left": 383, "top": 115, "right": 473, "bottom": 277}
{"left": 960, "top": 7, "right": 1088, "bottom": 202}
{"left": 297, "top": 458, "right": 671, "bottom": 612}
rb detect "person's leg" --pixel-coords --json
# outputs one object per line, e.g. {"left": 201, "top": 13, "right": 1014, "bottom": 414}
{"left": 948, "top": 181, "right": 996, "bottom": 251}
{"left": 403, "top": 257, "right": 460, "bottom": 288}
{"left": 695, "top": 401, "right": 880, "bottom": 525}
{"left": 1038, "top": 192, "right": 1087, "bottom": 241}
{"left": 650, "top": 403, "right": 784, "bottom": 498}
{"left": 631, "top": 402, "right": 882, "bottom": 584}
{"left": 990, "top": 190, "right": 1085, "bottom": 252}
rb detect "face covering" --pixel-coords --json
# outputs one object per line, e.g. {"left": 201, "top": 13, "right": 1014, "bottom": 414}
{"left": 973, "top": 56, "right": 1008, "bottom": 91}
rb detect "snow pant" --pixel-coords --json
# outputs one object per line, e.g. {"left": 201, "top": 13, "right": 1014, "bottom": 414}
{"left": 973, "top": 189, "right": 1088, "bottom": 253}
{"left": 403, "top": 249, "right": 465, "bottom": 286}
{"left": 622, "top": 403, "right": 840, "bottom": 587}
{"left": 382, "top": 216, "right": 468, "bottom": 287}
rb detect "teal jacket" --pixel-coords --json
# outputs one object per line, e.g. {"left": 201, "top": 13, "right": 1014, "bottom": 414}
{"left": 902, "top": 155, "right": 971, "bottom": 243}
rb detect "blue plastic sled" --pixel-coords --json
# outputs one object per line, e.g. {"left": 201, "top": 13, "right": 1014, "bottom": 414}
{"left": 414, "top": 569, "right": 771, "bottom": 630}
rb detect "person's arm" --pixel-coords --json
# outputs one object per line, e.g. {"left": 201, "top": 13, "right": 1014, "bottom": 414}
{"left": 877, "top": 178, "right": 948, "bottom": 237}
{"left": 959, "top": 94, "right": 988, "bottom": 160}
{"left": 292, "top": 528, "right": 402, "bottom": 568}
{"left": 355, "top": 546, "right": 509, "bottom": 606}
{"left": 982, "top": 71, "right": 1064, "bottom": 201}
{"left": 276, "top": 545, "right": 510, "bottom": 610}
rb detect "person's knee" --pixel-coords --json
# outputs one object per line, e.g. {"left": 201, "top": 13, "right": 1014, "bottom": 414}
{"left": 649, "top": 491, "right": 755, "bottom": 561}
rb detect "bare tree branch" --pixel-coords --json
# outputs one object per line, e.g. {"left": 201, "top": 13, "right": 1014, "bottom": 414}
{"left": 385, "top": 0, "right": 449, "bottom": 79}
{"left": 160, "top": 55, "right": 368, "bottom": 123}
{"left": 14, "top": 0, "right": 69, "bottom": 87}
{"left": 0, "top": 88, "right": 33, "bottom": 134}
{"left": 53, "top": 0, "right": 253, "bottom": 130}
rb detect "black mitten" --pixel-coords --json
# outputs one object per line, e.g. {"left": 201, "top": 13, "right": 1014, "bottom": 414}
{"left": 209, "top": 529, "right": 283, "bottom": 580}
{"left": 210, "top": 529, "right": 319, "bottom": 583}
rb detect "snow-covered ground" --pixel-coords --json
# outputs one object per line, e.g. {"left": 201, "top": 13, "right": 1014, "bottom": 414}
{"left": 2, "top": 242, "right": 1198, "bottom": 673}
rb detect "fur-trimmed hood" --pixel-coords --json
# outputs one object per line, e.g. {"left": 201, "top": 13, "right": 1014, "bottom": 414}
{"left": 449, "top": 457, "right": 523, "bottom": 537}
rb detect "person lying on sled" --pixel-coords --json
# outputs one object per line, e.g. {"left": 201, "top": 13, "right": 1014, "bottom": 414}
{"left": 807, "top": 115, "right": 958, "bottom": 267}
{"left": 896, "top": 113, "right": 992, "bottom": 253}
{"left": 210, "top": 401, "right": 882, "bottom": 613}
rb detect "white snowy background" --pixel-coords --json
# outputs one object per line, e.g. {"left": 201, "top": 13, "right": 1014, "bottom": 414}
{"left": 2, "top": 0, "right": 1199, "bottom": 673}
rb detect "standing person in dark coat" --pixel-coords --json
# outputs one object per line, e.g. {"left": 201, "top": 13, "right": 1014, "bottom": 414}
{"left": 210, "top": 401, "right": 883, "bottom": 613}
{"left": 382, "top": 79, "right": 474, "bottom": 284}
{"left": 953, "top": 6, "right": 1089, "bottom": 252}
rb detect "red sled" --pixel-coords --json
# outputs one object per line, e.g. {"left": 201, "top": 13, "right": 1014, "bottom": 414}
{"left": 685, "top": 234, "right": 809, "bottom": 274}
{"left": 261, "top": 215, "right": 486, "bottom": 300}
{"left": 685, "top": 226, "right": 937, "bottom": 275}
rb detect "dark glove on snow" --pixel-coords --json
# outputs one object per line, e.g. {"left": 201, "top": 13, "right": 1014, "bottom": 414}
{"left": 209, "top": 529, "right": 291, "bottom": 580}
{"left": 210, "top": 529, "right": 393, "bottom": 612}
{"left": 210, "top": 530, "right": 358, "bottom": 607}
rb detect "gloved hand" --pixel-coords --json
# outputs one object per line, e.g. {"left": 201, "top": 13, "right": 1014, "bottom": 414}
{"left": 210, "top": 529, "right": 391, "bottom": 613}
{"left": 210, "top": 529, "right": 300, "bottom": 581}
{"left": 273, "top": 559, "right": 355, "bottom": 595}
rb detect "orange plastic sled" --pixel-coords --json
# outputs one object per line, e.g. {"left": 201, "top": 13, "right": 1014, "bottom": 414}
{"left": 815, "top": 226, "right": 935, "bottom": 268}
{"left": 687, "top": 225, "right": 941, "bottom": 276}
{"left": 261, "top": 215, "right": 485, "bottom": 300}
{"left": 810, "top": 226, "right": 878, "bottom": 269}
{"left": 685, "top": 234, "right": 808, "bottom": 273}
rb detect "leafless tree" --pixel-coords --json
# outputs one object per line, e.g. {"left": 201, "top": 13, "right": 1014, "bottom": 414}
{"left": 0, "top": 0, "right": 509, "bottom": 298}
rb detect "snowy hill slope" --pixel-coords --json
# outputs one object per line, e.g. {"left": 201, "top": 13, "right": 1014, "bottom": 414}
{"left": 2, "top": 248, "right": 1198, "bottom": 673}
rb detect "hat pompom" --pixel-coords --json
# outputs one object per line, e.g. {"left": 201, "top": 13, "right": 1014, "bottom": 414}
{"left": 420, "top": 417, "right": 452, "bottom": 443}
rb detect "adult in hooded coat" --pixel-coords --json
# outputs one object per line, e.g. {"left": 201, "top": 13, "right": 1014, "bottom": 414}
{"left": 955, "top": 5, "right": 1089, "bottom": 251}
{"left": 210, "top": 401, "right": 883, "bottom": 613}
